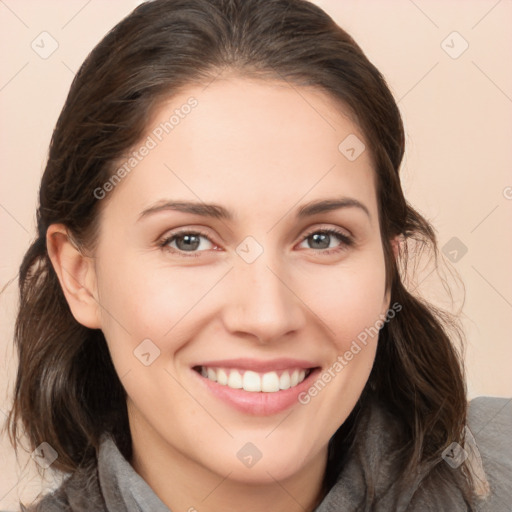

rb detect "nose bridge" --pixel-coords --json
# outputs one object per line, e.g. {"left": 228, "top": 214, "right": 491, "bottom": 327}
{"left": 221, "top": 244, "right": 304, "bottom": 342}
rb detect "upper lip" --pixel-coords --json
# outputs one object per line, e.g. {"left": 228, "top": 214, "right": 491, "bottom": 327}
{"left": 193, "top": 358, "right": 319, "bottom": 373}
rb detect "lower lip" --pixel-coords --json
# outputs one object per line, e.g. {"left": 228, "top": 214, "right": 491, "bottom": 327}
{"left": 192, "top": 368, "right": 321, "bottom": 416}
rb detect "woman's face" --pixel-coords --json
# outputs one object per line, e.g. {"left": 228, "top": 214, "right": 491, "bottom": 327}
{"left": 88, "top": 77, "right": 392, "bottom": 483}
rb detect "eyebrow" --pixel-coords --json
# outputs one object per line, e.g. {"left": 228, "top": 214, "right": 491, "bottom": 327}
{"left": 137, "top": 197, "right": 371, "bottom": 222}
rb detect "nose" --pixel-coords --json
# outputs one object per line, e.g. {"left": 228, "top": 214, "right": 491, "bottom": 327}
{"left": 220, "top": 250, "right": 306, "bottom": 344}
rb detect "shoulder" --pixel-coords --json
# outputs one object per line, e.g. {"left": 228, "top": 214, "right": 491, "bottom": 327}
{"left": 21, "top": 464, "right": 106, "bottom": 512}
{"left": 467, "top": 396, "right": 512, "bottom": 511}
{"left": 468, "top": 396, "right": 511, "bottom": 436}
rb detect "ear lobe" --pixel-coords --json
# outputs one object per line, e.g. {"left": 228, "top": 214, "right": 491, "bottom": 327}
{"left": 46, "top": 224, "right": 101, "bottom": 329}
{"left": 390, "top": 235, "right": 400, "bottom": 260}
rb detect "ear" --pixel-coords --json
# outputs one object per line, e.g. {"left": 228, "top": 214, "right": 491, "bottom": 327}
{"left": 390, "top": 235, "right": 400, "bottom": 261}
{"left": 46, "top": 224, "right": 101, "bottom": 329}
{"left": 381, "top": 235, "right": 401, "bottom": 314}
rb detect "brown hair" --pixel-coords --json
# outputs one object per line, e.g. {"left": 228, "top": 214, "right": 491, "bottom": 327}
{"left": 7, "top": 0, "right": 478, "bottom": 506}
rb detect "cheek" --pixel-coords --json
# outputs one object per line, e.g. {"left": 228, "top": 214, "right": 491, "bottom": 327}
{"left": 95, "top": 251, "right": 227, "bottom": 353}
{"left": 303, "top": 249, "right": 388, "bottom": 347}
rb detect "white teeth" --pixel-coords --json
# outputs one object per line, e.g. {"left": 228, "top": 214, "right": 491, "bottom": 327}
{"left": 207, "top": 367, "right": 217, "bottom": 382}
{"left": 227, "top": 369, "right": 243, "bottom": 389}
{"left": 217, "top": 368, "right": 228, "bottom": 386}
{"left": 243, "top": 370, "right": 261, "bottom": 392}
{"left": 261, "top": 371, "right": 280, "bottom": 393}
{"left": 198, "top": 367, "right": 310, "bottom": 393}
{"left": 279, "top": 371, "right": 291, "bottom": 390}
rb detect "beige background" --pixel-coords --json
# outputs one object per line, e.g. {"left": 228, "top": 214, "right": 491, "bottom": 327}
{"left": 1, "top": 0, "right": 511, "bottom": 508}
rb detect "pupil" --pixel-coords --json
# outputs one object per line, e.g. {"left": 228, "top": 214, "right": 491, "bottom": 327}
{"left": 311, "top": 233, "right": 329, "bottom": 249}
{"left": 177, "top": 234, "right": 200, "bottom": 251}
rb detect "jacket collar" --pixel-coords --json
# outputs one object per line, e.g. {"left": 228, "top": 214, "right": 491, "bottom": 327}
{"left": 98, "top": 434, "right": 169, "bottom": 511}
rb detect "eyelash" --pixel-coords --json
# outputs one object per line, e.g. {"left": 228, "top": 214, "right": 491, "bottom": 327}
{"left": 158, "top": 227, "right": 354, "bottom": 258}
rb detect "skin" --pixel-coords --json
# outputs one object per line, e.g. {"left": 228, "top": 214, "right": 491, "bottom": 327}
{"left": 48, "top": 75, "right": 398, "bottom": 512}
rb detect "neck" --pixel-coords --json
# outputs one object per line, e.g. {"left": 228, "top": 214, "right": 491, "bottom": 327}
{"left": 129, "top": 414, "right": 328, "bottom": 512}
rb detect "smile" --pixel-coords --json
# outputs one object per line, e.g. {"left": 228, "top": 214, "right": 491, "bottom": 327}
{"left": 191, "top": 357, "right": 321, "bottom": 415}
{"left": 194, "top": 366, "right": 312, "bottom": 393}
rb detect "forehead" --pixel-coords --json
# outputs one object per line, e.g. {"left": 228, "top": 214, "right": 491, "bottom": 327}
{"left": 103, "top": 77, "right": 377, "bottom": 223}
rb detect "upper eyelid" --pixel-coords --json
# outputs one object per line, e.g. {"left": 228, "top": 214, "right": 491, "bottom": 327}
{"left": 302, "top": 225, "right": 352, "bottom": 239}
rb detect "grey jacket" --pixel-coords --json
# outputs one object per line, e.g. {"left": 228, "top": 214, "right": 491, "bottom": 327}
{"left": 22, "top": 397, "right": 512, "bottom": 511}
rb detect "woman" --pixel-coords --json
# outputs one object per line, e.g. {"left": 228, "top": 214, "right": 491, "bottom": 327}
{"left": 6, "top": 0, "right": 510, "bottom": 510}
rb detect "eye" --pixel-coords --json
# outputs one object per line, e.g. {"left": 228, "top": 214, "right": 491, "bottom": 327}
{"left": 159, "top": 229, "right": 216, "bottom": 257}
{"left": 158, "top": 227, "right": 353, "bottom": 258}
{"left": 297, "top": 228, "right": 353, "bottom": 255}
